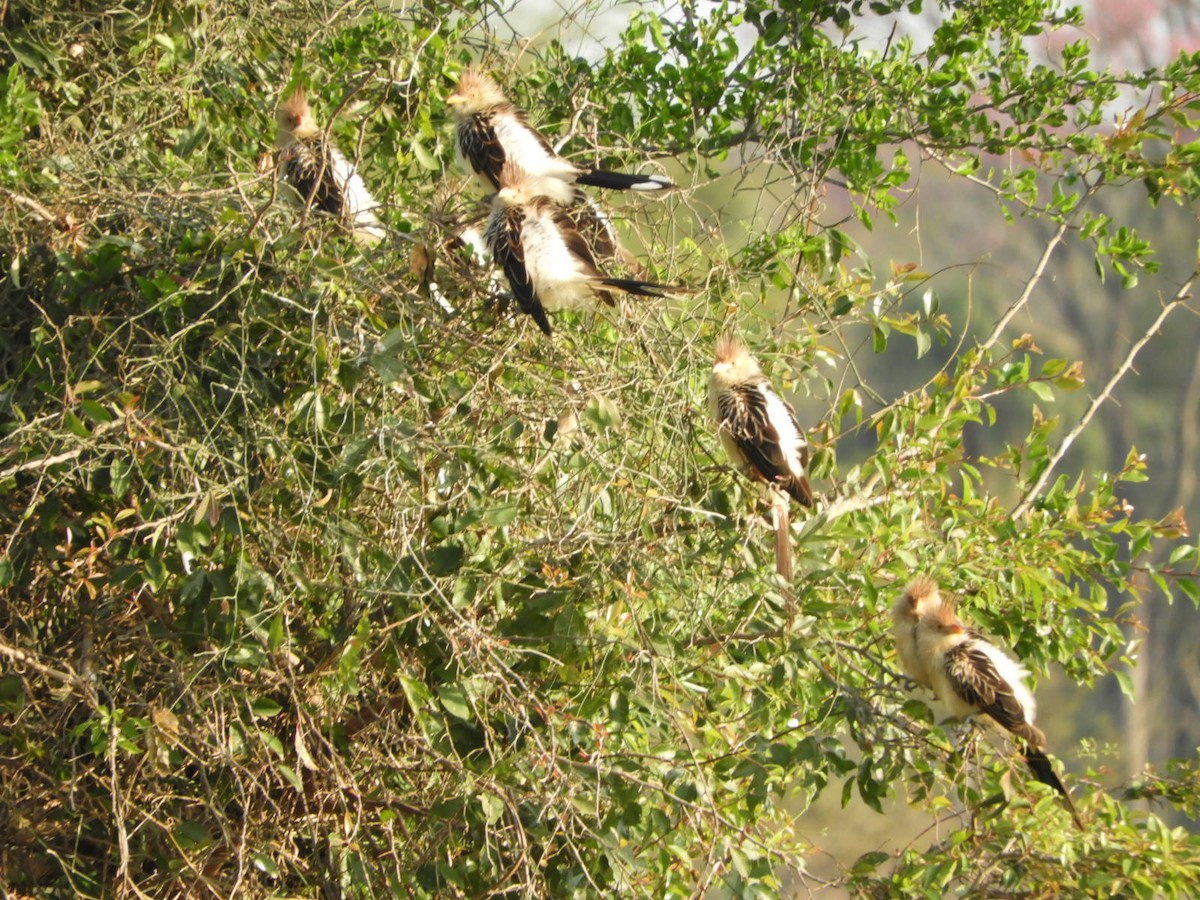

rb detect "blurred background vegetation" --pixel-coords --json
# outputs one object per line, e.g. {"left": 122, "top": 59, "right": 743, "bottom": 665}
{"left": 1, "top": 0, "right": 1199, "bottom": 896}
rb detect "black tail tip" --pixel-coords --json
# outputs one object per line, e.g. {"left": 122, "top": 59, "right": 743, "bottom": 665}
{"left": 787, "top": 477, "right": 814, "bottom": 507}
{"left": 1024, "top": 751, "right": 1070, "bottom": 798}
{"left": 575, "top": 170, "right": 675, "bottom": 192}
{"left": 598, "top": 277, "right": 675, "bottom": 299}
{"left": 1023, "top": 748, "right": 1083, "bottom": 827}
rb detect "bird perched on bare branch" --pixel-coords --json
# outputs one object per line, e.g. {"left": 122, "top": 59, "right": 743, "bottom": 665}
{"left": 708, "top": 334, "right": 813, "bottom": 579}
{"left": 276, "top": 87, "right": 385, "bottom": 246}
{"left": 446, "top": 68, "right": 674, "bottom": 197}
{"left": 893, "top": 576, "right": 1082, "bottom": 827}
{"left": 484, "top": 163, "right": 674, "bottom": 335}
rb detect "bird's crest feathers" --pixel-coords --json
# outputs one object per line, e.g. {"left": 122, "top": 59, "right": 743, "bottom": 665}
{"left": 898, "top": 574, "right": 964, "bottom": 630}
{"left": 495, "top": 162, "right": 538, "bottom": 205}
{"left": 711, "top": 333, "right": 765, "bottom": 388}
{"left": 903, "top": 574, "right": 939, "bottom": 602}
{"left": 895, "top": 574, "right": 940, "bottom": 621}
{"left": 278, "top": 87, "right": 318, "bottom": 140}
{"left": 714, "top": 333, "right": 749, "bottom": 365}
{"left": 927, "top": 592, "right": 964, "bottom": 631}
{"left": 449, "top": 68, "right": 509, "bottom": 114}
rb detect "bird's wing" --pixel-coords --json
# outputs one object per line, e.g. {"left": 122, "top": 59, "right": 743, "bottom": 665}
{"left": 717, "top": 382, "right": 812, "bottom": 505}
{"left": 943, "top": 640, "right": 1043, "bottom": 746}
{"left": 551, "top": 204, "right": 601, "bottom": 271}
{"left": 779, "top": 396, "right": 811, "bottom": 472}
{"left": 285, "top": 138, "right": 345, "bottom": 217}
{"left": 549, "top": 204, "right": 616, "bottom": 308}
{"left": 562, "top": 192, "right": 619, "bottom": 262}
{"left": 514, "top": 108, "right": 561, "bottom": 159}
{"left": 475, "top": 109, "right": 579, "bottom": 187}
{"left": 459, "top": 114, "right": 507, "bottom": 190}
{"left": 490, "top": 206, "right": 552, "bottom": 335}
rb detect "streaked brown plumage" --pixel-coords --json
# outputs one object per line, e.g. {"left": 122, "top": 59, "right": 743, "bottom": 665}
{"left": 276, "top": 88, "right": 384, "bottom": 245}
{"left": 898, "top": 578, "right": 1082, "bottom": 826}
{"left": 446, "top": 68, "right": 673, "bottom": 196}
{"left": 707, "top": 334, "right": 813, "bottom": 506}
{"left": 484, "top": 163, "right": 673, "bottom": 336}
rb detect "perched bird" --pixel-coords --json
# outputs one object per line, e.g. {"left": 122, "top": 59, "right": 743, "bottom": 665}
{"left": 708, "top": 334, "right": 813, "bottom": 507}
{"left": 484, "top": 163, "right": 673, "bottom": 335}
{"left": 446, "top": 68, "right": 674, "bottom": 197}
{"left": 898, "top": 579, "right": 1082, "bottom": 827}
{"left": 276, "top": 87, "right": 385, "bottom": 246}
{"left": 892, "top": 575, "right": 943, "bottom": 690}
{"left": 708, "top": 334, "right": 812, "bottom": 580}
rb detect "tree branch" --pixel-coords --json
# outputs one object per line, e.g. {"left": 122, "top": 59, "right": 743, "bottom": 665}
{"left": 980, "top": 217, "right": 1072, "bottom": 353}
{"left": 1012, "top": 267, "right": 1198, "bottom": 519}
{"left": 0, "top": 638, "right": 98, "bottom": 706}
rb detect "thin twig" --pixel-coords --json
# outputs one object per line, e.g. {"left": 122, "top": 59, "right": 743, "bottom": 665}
{"left": 1012, "top": 267, "right": 1198, "bottom": 519}
{"left": 980, "top": 217, "right": 1072, "bottom": 353}
{"left": 0, "top": 639, "right": 97, "bottom": 705}
{"left": 0, "top": 186, "right": 61, "bottom": 225}
{"left": 0, "top": 448, "right": 85, "bottom": 480}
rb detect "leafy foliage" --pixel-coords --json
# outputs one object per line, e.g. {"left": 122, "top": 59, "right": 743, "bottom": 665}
{"left": 2, "top": 0, "right": 1199, "bottom": 896}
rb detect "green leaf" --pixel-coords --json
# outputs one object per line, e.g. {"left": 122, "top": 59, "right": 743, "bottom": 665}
{"left": 915, "top": 326, "right": 931, "bottom": 359}
{"left": 174, "top": 820, "right": 213, "bottom": 849}
{"left": 872, "top": 326, "right": 888, "bottom": 354}
{"left": 64, "top": 410, "right": 90, "bottom": 437}
{"left": 1114, "top": 669, "right": 1136, "bottom": 701}
{"left": 251, "top": 852, "right": 280, "bottom": 878}
{"left": 477, "top": 792, "right": 504, "bottom": 825}
{"left": 1027, "top": 381, "right": 1054, "bottom": 402}
{"left": 483, "top": 505, "right": 519, "bottom": 527}
{"left": 411, "top": 138, "right": 439, "bottom": 171}
{"left": 276, "top": 763, "right": 304, "bottom": 792}
{"left": 1040, "top": 359, "right": 1069, "bottom": 378}
{"left": 1178, "top": 578, "right": 1199, "bottom": 607}
{"left": 582, "top": 394, "right": 621, "bottom": 433}
{"left": 437, "top": 684, "right": 472, "bottom": 720}
{"left": 852, "top": 850, "right": 892, "bottom": 874}
{"left": 251, "top": 698, "right": 283, "bottom": 719}
{"left": 425, "top": 544, "right": 464, "bottom": 576}
{"left": 172, "top": 119, "right": 208, "bottom": 159}
{"left": 109, "top": 456, "right": 133, "bottom": 496}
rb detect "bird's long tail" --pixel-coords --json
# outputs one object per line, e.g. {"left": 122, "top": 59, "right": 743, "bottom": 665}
{"left": 784, "top": 474, "right": 814, "bottom": 508}
{"left": 574, "top": 170, "right": 674, "bottom": 192}
{"left": 1023, "top": 746, "right": 1083, "bottom": 829}
{"left": 597, "top": 278, "right": 677, "bottom": 299}
{"left": 518, "top": 298, "right": 553, "bottom": 336}
{"left": 771, "top": 490, "right": 793, "bottom": 581}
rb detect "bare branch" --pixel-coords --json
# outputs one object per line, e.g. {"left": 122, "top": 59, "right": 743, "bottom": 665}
{"left": 0, "top": 638, "right": 97, "bottom": 706}
{"left": 1012, "top": 268, "right": 1198, "bottom": 519}
{"left": 980, "top": 217, "right": 1072, "bottom": 353}
{"left": 0, "top": 186, "right": 61, "bottom": 225}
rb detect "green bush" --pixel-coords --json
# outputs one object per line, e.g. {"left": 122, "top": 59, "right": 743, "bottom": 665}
{"left": 2, "top": 0, "right": 1199, "bottom": 896}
